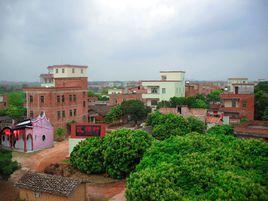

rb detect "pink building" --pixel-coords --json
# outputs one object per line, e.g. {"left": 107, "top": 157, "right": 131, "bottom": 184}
{"left": 0, "top": 112, "right": 54, "bottom": 152}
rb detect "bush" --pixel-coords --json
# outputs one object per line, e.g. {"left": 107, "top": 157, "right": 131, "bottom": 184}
{"left": 55, "top": 128, "right": 65, "bottom": 137}
{"left": 207, "top": 125, "right": 234, "bottom": 135}
{"left": 103, "top": 129, "right": 154, "bottom": 179}
{"left": 149, "top": 113, "right": 190, "bottom": 140}
{"left": 187, "top": 116, "right": 206, "bottom": 134}
{"left": 70, "top": 137, "right": 105, "bottom": 174}
{"left": 70, "top": 129, "right": 153, "bottom": 179}
{"left": 126, "top": 133, "right": 268, "bottom": 201}
{"left": 0, "top": 149, "right": 19, "bottom": 179}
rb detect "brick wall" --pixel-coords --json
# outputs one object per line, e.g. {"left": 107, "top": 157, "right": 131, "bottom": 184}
{"left": 109, "top": 93, "right": 142, "bottom": 106}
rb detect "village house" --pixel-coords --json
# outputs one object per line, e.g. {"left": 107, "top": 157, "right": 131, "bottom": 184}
{"left": 23, "top": 65, "right": 88, "bottom": 130}
{"left": 0, "top": 112, "right": 53, "bottom": 152}
{"left": 0, "top": 94, "right": 8, "bottom": 110}
{"left": 234, "top": 121, "right": 268, "bottom": 141}
{"left": 185, "top": 81, "right": 223, "bottom": 97}
{"left": 16, "top": 172, "right": 86, "bottom": 201}
{"left": 142, "top": 70, "right": 185, "bottom": 108}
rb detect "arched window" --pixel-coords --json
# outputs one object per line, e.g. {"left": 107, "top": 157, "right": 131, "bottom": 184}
{"left": 42, "top": 135, "right": 46, "bottom": 142}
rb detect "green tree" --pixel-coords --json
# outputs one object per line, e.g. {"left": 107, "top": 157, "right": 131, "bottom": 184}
{"left": 105, "top": 105, "right": 123, "bottom": 123}
{"left": 121, "top": 100, "right": 149, "bottom": 124}
{"left": 55, "top": 128, "right": 65, "bottom": 138}
{"left": 126, "top": 132, "right": 268, "bottom": 201}
{"left": 103, "top": 129, "right": 153, "bottom": 179}
{"left": 187, "top": 116, "right": 206, "bottom": 133}
{"left": 6, "top": 92, "right": 26, "bottom": 119}
{"left": 70, "top": 137, "right": 105, "bottom": 174}
{"left": 207, "top": 90, "right": 223, "bottom": 103}
{"left": 254, "top": 82, "right": 268, "bottom": 120}
{"left": 0, "top": 149, "right": 19, "bottom": 179}
{"left": 170, "top": 97, "right": 186, "bottom": 108}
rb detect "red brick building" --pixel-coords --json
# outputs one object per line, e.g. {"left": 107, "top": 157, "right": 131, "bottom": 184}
{"left": 109, "top": 93, "right": 143, "bottom": 106}
{"left": 0, "top": 94, "right": 8, "bottom": 110}
{"left": 23, "top": 65, "right": 88, "bottom": 129}
{"left": 185, "top": 82, "right": 222, "bottom": 97}
{"left": 220, "top": 93, "right": 254, "bottom": 124}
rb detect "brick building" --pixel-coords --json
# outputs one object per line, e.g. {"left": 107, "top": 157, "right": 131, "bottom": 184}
{"left": 0, "top": 94, "right": 8, "bottom": 110}
{"left": 23, "top": 65, "right": 88, "bottom": 130}
{"left": 109, "top": 93, "right": 143, "bottom": 106}
{"left": 185, "top": 82, "right": 222, "bottom": 97}
{"left": 220, "top": 93, "right": 254, "bottom": 124}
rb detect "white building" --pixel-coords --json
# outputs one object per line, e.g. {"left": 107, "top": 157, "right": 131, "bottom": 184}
{"left": 40, "top": 65, "right": 88, "bottom": 87}
{"left": 142, "top": 70, "right": 185, "bottom": 107}
{"left": 227, "top": 78, "right": 254, "bottom": 94}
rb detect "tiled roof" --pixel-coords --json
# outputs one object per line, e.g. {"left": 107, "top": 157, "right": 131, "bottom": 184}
{"left": 15, "top": 172, "right": 81, "bottom": 197}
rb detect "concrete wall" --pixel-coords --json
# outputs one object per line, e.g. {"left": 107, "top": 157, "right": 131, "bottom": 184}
{"left": 50, "top": 67, "right": 88, "bottom": 78}
{"left": 160, "top": 71, "right": 185, "bottom": 81}
{"left": 69, "top": 138, "right": 85, "bottom": 155}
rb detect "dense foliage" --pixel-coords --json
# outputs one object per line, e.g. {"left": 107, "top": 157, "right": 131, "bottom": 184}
{"left": 103, "top": 129, "right": 153, "bottom": 179}
{"left": 147, "top": 112, "right": 206, "bottom": 140}
{"left": 121, "top": 100, "right": 150, "bottom": 124}
{"left": 0, "top": 149, "right": 19, "bottom": 179}
{"left": 105, "top": 105, "right": 123, "bottom": 123}
{"left": 105, "top": 100, "right": 150, "bottom": 124}
{"left": 0, "top": 92, "right": 26, "bottom": 119}
{"left": 126, "top": 131, "right": 268, "bottom": 201}
{"left": 70, "top": 137, "right": 105, "bottom": 174}
{"left": 255, "top": 81, "right": 268, "bottom": 120}
{"left": 70, "top": 129, "right": 153, "bottom": 179}
{"left": 169, "top": 96, "right": 208, "bottom": 108}
{"left": 207, "top": 89, "right": 222, "bottom": 103}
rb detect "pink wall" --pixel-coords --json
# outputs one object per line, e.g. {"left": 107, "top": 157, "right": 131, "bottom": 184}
{"left": 32, "top": 115, "right": 54, "bottom": 151}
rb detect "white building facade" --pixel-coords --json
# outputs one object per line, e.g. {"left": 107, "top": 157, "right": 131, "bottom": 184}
{"left": 142, "top": 71, "right": 185, "bottom": 107}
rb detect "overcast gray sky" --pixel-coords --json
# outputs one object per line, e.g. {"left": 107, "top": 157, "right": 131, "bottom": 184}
{"left": 0, "top": 0, "right": 267, "bottom": 82}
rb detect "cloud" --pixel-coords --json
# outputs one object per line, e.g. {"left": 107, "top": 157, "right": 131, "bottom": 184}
{"left": 0, "top": 0, "right": 267, "bottom": 81}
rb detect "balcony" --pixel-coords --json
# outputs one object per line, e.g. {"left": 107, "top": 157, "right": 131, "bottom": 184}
{"left": 142, "top": 93, "right": 160, "bottom": 99}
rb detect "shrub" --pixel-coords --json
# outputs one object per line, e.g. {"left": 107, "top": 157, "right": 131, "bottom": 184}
{"left": 55, "top": 128, "right": 65, "bottom": 138}
{"left": 150, "top": 113, "right": 190, "bottom": 140}
{"left": 70, "top": 137, "right": 105, "bottom": 174}
{"left": 207, "top": 125, "right": 233, "bottom": 135}
{"left": 0, "top": 149, "right": 19, "bottom": 179}
{"left": 187, "top": 116, "right": 206, "bottom": 134}
{"left": 126, "top": 133, "right": 268, "bottom": 201}
{"left": 103, "top": 129, "right": 153, "bottom": 179}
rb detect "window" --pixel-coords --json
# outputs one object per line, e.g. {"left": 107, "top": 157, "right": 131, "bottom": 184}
{"left": 83, "top": 91, "right": 86, "bottom": 97}
{"left": 83, "top": 101, "right": 86, "bottom": 107}
{"left": 151, "top": 87, "right": 158, "bottom": 94}
{"left": 74, "top": 109, "right": 77, "bottom": 116}
{"left": 69, "top": 95, "right": 72, "bottom": 102}
{"left": 42, "top": 135, "right": 46, "bottom": 141}
{"left": 231, "top": 99, "right": 236, "bottom": 107}
{"left": 242, "top": 101, "right": 247, "bottom": 108}
{"left": 57, "top": 111, "right": 61, "bottom": 119}
{"left": 73, "top": 95, "right": 76, "bottom": 101}
{"left": 69, "top": 110, "right": 73, "bottom": 117}
{"left": 161, "top": 75, "right": 167, "bottom": 80}
{"left": 72, "top": 68, "right": 75, "bottom": 73}
{"left": 81, "top": 69, "right": 83, "bottom": 74}
{"left": 56, "top": 68, "right": 58, "bottom": 73}
{"left": 40, "top": 96, "right": 44, "bottom": 103}
{"left": 29, "top": 95, "right": 33, "bottom": 103}
{"left": 2, "top": 135, "right": 5, "bottom": 142}
{"left": 62, "top": 68, "right": 65, "bottom": 73}
{"left": 62, "top": 110, "right": 65, "bottom": 118}
{"left": 62, "top": 95, "right": 65, "bottom": 103}
{"left": 162, "top": 88, "right": 166, "bottom": 94}
{"left": 57, "top": 95, "right": 60, "bottom": 103}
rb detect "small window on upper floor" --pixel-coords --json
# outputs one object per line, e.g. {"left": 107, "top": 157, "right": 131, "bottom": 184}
{"left": 29, "top": 95, "right": 33, "bottom": 103}
{"left": 162, "top": 88, "right": 166, "bottom": 94}
{"left": 56, "top": 68, "right": 58, "bottom": 73}
{"left": 81, "top": 69, "right": 83, "bottom": 74}
{"left": 242, "top": 101, "right": 247, "bottom": 108}
{"left": 161, "top": 75, "right": 167, "bottom": 80}
{"left": 72, "top": 68, "right": 75, "bottom": 73}
{"left": 57, "top": 95, "right": 60, "bottom": 103}
{"left": 62, "top": 68, "right": 65, "bottom": 73}
{"left": 62, "top": 95, "right": 65, "bottom": 103}
{"left": 40, "top": 96, "right": 45, "bottom": 103}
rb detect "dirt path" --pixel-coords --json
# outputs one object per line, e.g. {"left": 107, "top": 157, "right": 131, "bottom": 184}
{"left": 13, "top": 140, "right": 69, "bottom": 172}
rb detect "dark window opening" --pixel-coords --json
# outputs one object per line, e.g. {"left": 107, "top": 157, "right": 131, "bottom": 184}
{"left": 40, "top": 96, "right": 44, "bottom": 103}
{"left": 62, "top": 110, "right": 65, "bottom": 118}
{"left": 42, "top": 135, "right": 46, "bottom": 141}
{"left": 62, "top": 95, "right": 65, "bottom": 103}
{"left": 57, "top": 96, "right": 60, "bottom": 103}
{"left": 57, "top": 111, "right": 61, "bottom": 120}
{"left": 29, "top": 95, "right": 33, "bottom": 103}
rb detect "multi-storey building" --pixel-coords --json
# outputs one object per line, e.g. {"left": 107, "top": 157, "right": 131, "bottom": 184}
{"left": 0, "top": 94, "right": 8, "bottom": 110}
{"left": 142, "top": 71, "right": 185, "bottom": 107}
{"left": 227, "top": 78, "right": 255, "bottom": 94}
{"left": 23, "top": 65, "right": 88, "bottom": 129}
{"left": 185, "top": 81, "right": 222, "bottom": 97}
